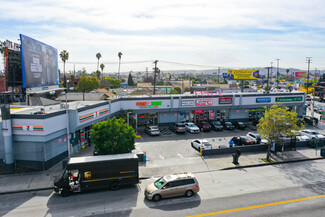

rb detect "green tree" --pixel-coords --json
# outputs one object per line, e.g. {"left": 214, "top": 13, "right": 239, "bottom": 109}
{"left": 170, "top": 87, "right": 181, "bottom": 94}
{"left": 257, "top": 103, "right": 304, "bottom": 161}
{"left": 91, "top": 117, "right": 136, "bottom": 155}
{"left": 157, "top": 80, "right": 165, "bottom": 85}
{"left": 96, "top": 52, "right": 101, "bottom": 71}
{"left": 59, "top": 50, "right": 69, "bottom": 88}
{"left": 100, "top": 78, "right": 121, "bottom": 89}
{"left": 0, "top": 41, "right": 6, "bottom": 73}
{"left": 128, "top": 72, "right": 134, "bottom": 86}
{"left": 80, "top": 68, "right": 87, "bottom": 77}
{"left": 76, "top": 76, "right": 100, "bottom": 92}
{"left": 96, "top": 70, "right": 101, "bottom": 81}
{"left": 118, "top": 52, "right": 123, "bottom": 80}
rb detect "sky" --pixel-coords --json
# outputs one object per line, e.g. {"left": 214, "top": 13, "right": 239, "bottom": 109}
{"left": 1, "top": 0, "right": 325, "bottom": 74}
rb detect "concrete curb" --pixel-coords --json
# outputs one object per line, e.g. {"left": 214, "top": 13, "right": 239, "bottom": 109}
{"left": 0, "top": 187, "right": 53, "bottom": 195}
{"left": 221, "top": 157, "right": 325, "bottom": 170}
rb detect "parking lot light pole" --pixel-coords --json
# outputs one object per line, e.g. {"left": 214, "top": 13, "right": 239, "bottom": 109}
{"left": 65, "top": 90, "right": 70, "bottom": 158}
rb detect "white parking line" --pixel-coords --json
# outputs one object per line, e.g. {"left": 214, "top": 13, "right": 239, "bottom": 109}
{"left": 159, "top": 154, "right": 165, "bottom": 160}
{"left": 177, "top": 153, "right": 184, "bottom": 159}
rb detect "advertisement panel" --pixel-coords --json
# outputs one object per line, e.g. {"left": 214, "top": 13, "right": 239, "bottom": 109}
{"left": 181, "top": 100, "right": 194, "bottom": 107}
{"left": 275, "top": 97, "right": 303, "bottom": 102}
{"left": 295, "top": 72, "right": 307, "bottom": 78}
{"left": 195, "top": 99, "right": 212, "bottom": 106}
{"left": 228, "top": 70, "right": 259, "bottom": 80}
{"left": 219, "top": 98, "right": 233, "bottom": 104}
{"left": 256, "top": 98, "right": 271, "bottom": 103}
{"left": 20, "top": 34, "right": 59, "bottom": 88}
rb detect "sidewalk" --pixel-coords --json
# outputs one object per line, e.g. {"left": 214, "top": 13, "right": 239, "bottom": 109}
{"left": 0, "top": 146, "right": 324, "bottom": 195}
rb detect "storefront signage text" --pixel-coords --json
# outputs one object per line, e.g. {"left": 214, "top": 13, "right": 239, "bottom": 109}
{"left": 275, "top": 97, "right": 303, "bottom": 102}
{"left": 219, "top": 98, "right": 233, "bottom": 104}
{"left": 181, "top": 100, "right": 194, "bottom": 107}
{"left": 136, "top": 101, "right": 162, "bottom": 108}
{"left": 195, "top": 99, "right": 212, "bottom": 106}
{"left": 256, "top": 98, "right": 271, "bottom": 103}
{"left": 193, "top": 110, "right": 205, "bottom": 114}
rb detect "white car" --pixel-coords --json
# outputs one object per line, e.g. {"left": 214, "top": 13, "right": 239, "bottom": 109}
{"left": 191, "top": 139, "right": 213, "bottom": 150}
{"left": 185, "top": 122, "right": 200, "bottom": 133}
{"left": 295, "top": 132, "right": 311, "bottom": 142}
{"left": 246, "top": 132, "right": 262, "bottom": 144}
{"left": 299, "top": 130, "right": 325, "bottom": 140}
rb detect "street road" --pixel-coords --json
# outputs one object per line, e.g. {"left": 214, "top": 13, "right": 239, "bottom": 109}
{"left": 1, "top": 160, "right": 325, "bottom": 217}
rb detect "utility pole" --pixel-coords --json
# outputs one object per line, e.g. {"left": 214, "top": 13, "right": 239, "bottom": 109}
{"left": 306, "top": 57, "right": 312, "bottom": 97}
{"left": 265, "top": 67, "right": 271, "bottom": 93}
{"left": 153, "top": 60, "right": 158, "bottom": 95}
{"left": 270, "top": 62, "right": 273, "bottom": 85}
{"left": 218, "top": 67, "right": 220, "bottom": 83}
{"left": 312, "top": 68, "right": 317, "bottom": 119}
{"left": 146, "top": 67, "right": 148, "bottom": 80}
{"left": 276, "top": 59, "right": 280, "bottom": 87}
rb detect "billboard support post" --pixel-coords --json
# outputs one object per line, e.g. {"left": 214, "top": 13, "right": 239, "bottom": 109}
{"left": 65, "top": 90, "right": 70, "bottom": 158}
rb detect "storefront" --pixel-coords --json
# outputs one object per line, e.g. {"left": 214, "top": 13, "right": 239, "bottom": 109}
{"left": 137, "top": 113, "right": 159, "bottom": 127}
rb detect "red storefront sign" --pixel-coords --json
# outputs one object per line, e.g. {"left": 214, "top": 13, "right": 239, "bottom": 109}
{"left": 219, "top": 98, "right": 232, "bottom": 104}
{"left": 193, "top": 110, "right": 205, "bottom": 114}
{"left": 209, "top": 111, "right": 215, "bottom": 119}
{"left": 195, "top": 99, "right": 212, "bottom": 106}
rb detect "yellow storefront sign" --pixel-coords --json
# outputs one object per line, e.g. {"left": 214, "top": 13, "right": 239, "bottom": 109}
{"left": 228, "top": 70, "right": 259, "bottom": 80}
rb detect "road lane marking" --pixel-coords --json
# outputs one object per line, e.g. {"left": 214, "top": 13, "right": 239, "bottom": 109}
{"left": 187, "top": 194, "right": 325, "bottom": 217}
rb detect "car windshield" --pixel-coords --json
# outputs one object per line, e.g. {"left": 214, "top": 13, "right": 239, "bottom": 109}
{"left": 154, "top": 177, "right": 166, "bottom": 189}
{"left": 203, "top": 142, "right": 211, "bottom": 146}
{"left": 203, "top": 123, "right": 209, "bottom": 126}
{"left": 150, "top": 126, "right": 158, "bottom": 130}
{"left": 213, "top": 121, "right": 221, "bottom": 125}
{"left": 311, "top": 131, "right": 320, "bottom": 135}
{"left": 225, "top": 122, "right": 232, "bottom": 125}
{"left": 187, "top": 123, "right": 195, "bottom": 127}
{"left": 238, "top": 122, "right": 244, "bottom": 125}
{"left": 177, "top": 123, "right": 185, "bottom": 127}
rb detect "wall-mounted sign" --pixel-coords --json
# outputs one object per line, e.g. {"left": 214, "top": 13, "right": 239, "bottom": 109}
{"left": 256, "top": 98, "right": 271, "bottom": 103}
{"left": 209, "top": 111, "right": 215, "bottom": 119}
{"left": 195, "top": 99, "right": 212, "bottom": 106}
{"left": 79, "top": 108, "right": 109, "bottom": 123}
{"left": 13, "top": 125, "right": 44, "bottom": 131}
{"left": 219, "top": 98, "right": 233, "bottom": 104}
{"left": 136, "top": 101, "right": 162, "bottom": 108}
{"left": 193, "top": 110, "right": 205, "bottom": 114}
{"left": 181, "top": 100, "right": 194, "bottom": 107}
{"left": 249, "top": 108, "right": 265, "bottom": 112}
{"left": 275, "top": 97, "right": 303, "bottom": 102}
{"left": 295, "top": 72, "right": 307, "bottom": 78}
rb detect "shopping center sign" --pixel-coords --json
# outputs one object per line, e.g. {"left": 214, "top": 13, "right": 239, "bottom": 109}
{"left": 275, "top": 97, "right": 303, "bottom": 102}
{"left": 195, "top": 99, "right": 212, "bottom": 106}
{"left": 219, "top": 97, "right": 233, "bottom": 104}
{"left": 181, "top": 100, "right": 194, "bottom": 107}
{"left": 136, "top": 101, "right": 162, "bottom": 108}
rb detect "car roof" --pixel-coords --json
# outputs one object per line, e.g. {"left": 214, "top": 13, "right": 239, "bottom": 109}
{"left": 164, "top": 173, "right": 195, "bottom": 181}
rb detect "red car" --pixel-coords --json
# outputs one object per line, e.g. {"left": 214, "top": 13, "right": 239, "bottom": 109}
{"left": 197, "top": 121, "right": 211, "bottom": 132}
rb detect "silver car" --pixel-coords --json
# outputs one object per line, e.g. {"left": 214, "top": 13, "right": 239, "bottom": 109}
{"left": 169, "top": 122, "right": 186, "bottom": 133}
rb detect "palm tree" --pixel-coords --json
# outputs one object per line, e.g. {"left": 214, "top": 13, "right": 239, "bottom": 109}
{"left": 59, "top": 50, "right": 69, "bottom": 88}
{"left": 96, "top": 53, "right": 101, "bottom": 71}
{"left": 118, "top": 52, "right": 122, "bottom": 80}
{"left": 100, "top": 63, "right": 105, "bottom": 80}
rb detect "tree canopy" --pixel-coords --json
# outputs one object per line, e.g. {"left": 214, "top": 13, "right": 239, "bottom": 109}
{"left": 128, "top": 73, "right": 134, "bottom": 86}
{"left": 91, "top": 117, "right": 136, "bottom": 155}
{"left": 257, "top": 103, "right": 304, "bottom": 160}
{"left": 100, "top": 78, "right": 121, "bottom": 89}
{"left": 76, "top": 76, "right": 99, "bottom": 92}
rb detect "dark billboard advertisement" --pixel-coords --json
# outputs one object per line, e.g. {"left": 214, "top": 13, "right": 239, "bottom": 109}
{"left": 20, "top": 34, "right": 59, "bottom": 88}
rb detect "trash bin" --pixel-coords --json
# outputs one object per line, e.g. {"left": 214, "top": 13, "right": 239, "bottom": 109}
{"left": 232, "top": 154, "right": 239, "bottom": 164}
{"left": 321, "top": 148, "right": 325, "bottom": 157}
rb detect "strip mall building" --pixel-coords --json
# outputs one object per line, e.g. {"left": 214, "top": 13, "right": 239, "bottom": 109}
{"left": 0, "top": 92, "right": 306, "bottom": 171}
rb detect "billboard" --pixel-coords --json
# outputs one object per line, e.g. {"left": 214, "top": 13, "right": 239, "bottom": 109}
{"left": 228, "top": 70, "right": 259, "bottom": 80}
{"left": 20, "top": 34, "right": 59, "bottom": 88}
{"left": 295, "top": 72, "right": 307, "bottom": 78}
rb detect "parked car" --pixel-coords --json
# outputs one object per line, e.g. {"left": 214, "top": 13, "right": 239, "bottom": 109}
{"left": 144, "top": 173, "right": 200, "bottom": 202}
{"left": 295, "top": 132, "right": 311, "bottom": 142}
{"left": 169, "top": 122, "right": 186, "bottom": 133}
{"left": 185, "top": 122, "right": 200, "bottom": 133}
{"left": 209, "top": 120, "right": 224, "bottom": 131}
{"left": 299, "top": 129, "right": 325, "bottom": 139}
{"left": 232, "top": 121, "right": 247, "bottom": 130}
{"left": 197, "top": 121, "right": 211, "bottom": 132}
{"left": 246, "top": 132, "right": 262, "bottom": 144}
{"left": 145, "top": 126, "right": 160, "bottom": 136}
{"left": 222, "top": 121, "right": 235, "bottom": 130}
{"left": 230, "top": 136, "right": 255, "bottom": 146}
{"left": 191, "top": 139, "right": 213, "bottom": 150}
{"left": 314, "top": 104, "right": 323, "bottom": 113}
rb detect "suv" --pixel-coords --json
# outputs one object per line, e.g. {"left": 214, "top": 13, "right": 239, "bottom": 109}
{"left": 222, "top": 121, "right": 235, "bottom": 130}
{"left": 209, "top": 120, "right": 224, "bottom": 131}
{"left": 197, "top": 121, "right": 211, "bottom": 132}
{"left": 232, "top": 121, "right": 247, "bottom": 130}
{"left": 144, "top": 173, "right": 200, "bottom": 202}
{"left": 169, "top": 122, "right": 186, "bottom": 133}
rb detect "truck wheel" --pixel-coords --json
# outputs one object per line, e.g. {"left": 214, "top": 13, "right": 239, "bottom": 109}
{"left": 61, "top": 188, "right": 71, "bottom": 197}
{"left": 185, "top": 190, "right": 194, "bottom": 197}
{"left": 153, "top": 194, "right": 161, "bottom": 202}
{"left": 110, "top": 182, "right": 119, "bottom": 191}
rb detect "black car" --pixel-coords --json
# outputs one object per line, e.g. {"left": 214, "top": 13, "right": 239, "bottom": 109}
{"left": 231, "top": 136, "right": 255, "bottom": 146}
{"left": 232, "top": 121, "right": 247, "bottom": 130}
{"left": 197, "top": 121, "right": 212, "bottom": 132}
{"left": 222, "top": 121, "right": 235, "bottom": 130}
{"left": 209, "top": 120, "right": 224, "bottom": 131}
